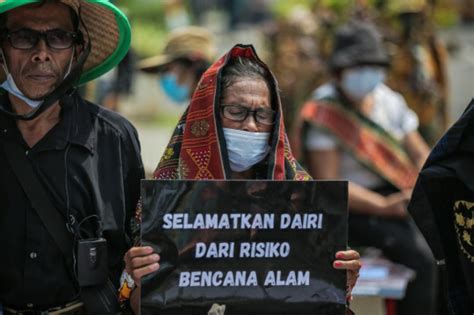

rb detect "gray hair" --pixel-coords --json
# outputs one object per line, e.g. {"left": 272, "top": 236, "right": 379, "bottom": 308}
{"left": 220, "top": 56, "right": 272, "bottom": 89}
{"left": 219, "top": 56, "right": 275, "bottom": 106}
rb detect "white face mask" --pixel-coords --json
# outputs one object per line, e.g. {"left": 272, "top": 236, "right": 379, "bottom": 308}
{"left": 340, "top": 66, "right": 386, "bottom": 101}
{"left": 223, "top": 128, "right": 271, "bottom": 172}
{"left": 0, "top": 48, "right": 74, "bottom": 109}
{"left": 0, "top": 74, "right": 43, "bottom": 108}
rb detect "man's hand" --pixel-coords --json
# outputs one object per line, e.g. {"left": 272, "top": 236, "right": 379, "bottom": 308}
{"left": 124, "top": 246, "right": 160, "bottom": 286}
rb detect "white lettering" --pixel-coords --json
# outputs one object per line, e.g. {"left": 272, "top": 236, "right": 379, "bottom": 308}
{"left": 279, "top": 214, "right": 324, "bottom": 230}
{"left": 280, "top": 214, "right": 291, "bottom": 229}
{"left": 298, "top": 270, "right": 310, "bottom": 285}
{"left": 160, "top": 213, "right": 279, "bottom": 230}
{"left": 194, "top": 214, "right": 204, "bottom": 229}
{"left": 179, "top": 272, "right": 190, "bottom": 286}
{"left": 162, "top": 214, "right": 173, "bottom": 229}
{"left": 201, "top": 270, "right": 212, "bottom": 286}
{"left": 219, "top": 215, "right": 230, "bottom": 229}
{"left": 195, "top": 242, "right": 206, "bottom": 258}
{"left": 264, "top": 214, "right": 274, "bottom": 229}
{"left": 206, "top": 214, "right": 218, "bottom": 228}
{"left": 263, "top": 270, "right": 310, "bottom": 286}
{"left": 239, "top": 242, "right": 290, "bottom": 258}
{"left": 240, "top": 243, "right": 250, "bottom": 257}
{"left": 230, "top": 213, "right": 242, "bottom": 229}
{"left": 179, "top": 271, "right": 259, "bottom": 287}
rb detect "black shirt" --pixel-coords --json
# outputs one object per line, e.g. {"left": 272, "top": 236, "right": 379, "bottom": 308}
{"left": 0, "top": 93, "right": 144, "bottom": 309}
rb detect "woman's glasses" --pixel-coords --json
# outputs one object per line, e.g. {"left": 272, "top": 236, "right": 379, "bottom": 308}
{"left": 2, "top": 28, "right": 80, "bottom": 50}
{"left": 221, "top": 104, "right": 275, "bottom": 125}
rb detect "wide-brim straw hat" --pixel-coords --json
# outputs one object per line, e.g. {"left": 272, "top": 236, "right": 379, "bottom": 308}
{"left": 329, "top": 20, "right": 390, "bottom": 71}
{"left": 138, "top": 26, "right": 216, "bottom": 73}
{"left": 0, "top": 0, "right": 131, "bottom": 85}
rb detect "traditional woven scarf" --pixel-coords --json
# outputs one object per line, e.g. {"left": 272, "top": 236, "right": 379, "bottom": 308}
{"left": 119, "top": 45, "right": 310, "bottom": 303}
{"left": 297, "top": 96, "right": 418, "bottom": 191}
{"left": 153, "top": 44, "right": 310, "bottom": 181}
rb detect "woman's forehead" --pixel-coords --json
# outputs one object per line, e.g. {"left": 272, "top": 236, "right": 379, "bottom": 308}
{"left": 223, "top": 78, "right": 269, "bottom": 95}
{"left": 222, "top": 77, "right": 274, "bottom": 110}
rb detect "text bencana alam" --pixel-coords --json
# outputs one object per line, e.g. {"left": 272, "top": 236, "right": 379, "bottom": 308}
{"left": 162, "top": 212, "right": 324, "bottom": 288}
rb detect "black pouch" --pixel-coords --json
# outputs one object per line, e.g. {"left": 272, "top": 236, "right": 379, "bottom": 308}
{"left": 77, "top": 237, "right": 108, "bottom": 287}
{"left": 77, "top": 237, "right": 120, "bottom": 314}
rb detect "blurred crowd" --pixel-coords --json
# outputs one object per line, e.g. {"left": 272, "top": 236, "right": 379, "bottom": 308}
{"left": 85, "top": 1, "right": 473, "bottom": 314}
{"left": 90, "top": 0, "right": 473, "bottom": 147}
{"left": 1, "top": 1, "right": 472, "bottom": 314}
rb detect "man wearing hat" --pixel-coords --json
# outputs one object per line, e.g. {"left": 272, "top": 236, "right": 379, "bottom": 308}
{"left": 0, "top": 1, "right": 143, "bottom": 314}
{"left": 138, "top": 26, "right": 216, "bottom": 106}
{"left": 294, "top": 21, "right": 436, "bottom": 314}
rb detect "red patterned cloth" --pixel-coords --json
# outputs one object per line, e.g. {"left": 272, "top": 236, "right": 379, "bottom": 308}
{"left": 295, "top": 97, "right": 418, "bottom": 191}
{"left": 119, "top": 45, "right": 311, "bottom": 307}
{"left": 154, "top": 44, "right": 310, "bottom": 181}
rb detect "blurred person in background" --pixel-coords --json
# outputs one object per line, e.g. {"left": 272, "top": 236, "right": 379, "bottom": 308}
{"left": 91, "top": 0, "right": 136, "bottom": 112}
{"left": 384, "top": 0, "right": 449, "bottom": 146}
{"left": 163, "top": 0, "right": 191, "bottom": 30}
{"left": 94, "top": 49, "right": 136, "bottom": 111}
{"left": 189, "top": 0, "right": 272, "bottom": 30}
{"left": 293, "top": 21, "right": 437, "bottom": 315}
{"left": 459, "top": 0, "right": 474, "bottom": 22}
{"left": 137, "top": 26, "right": 216, "bottom": 107}
{"left": 265, "top": 5, "right": 327, "bottom": 133}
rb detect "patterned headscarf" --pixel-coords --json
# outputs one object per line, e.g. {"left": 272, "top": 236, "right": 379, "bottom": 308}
{"left": 120, "top": 46, "right": 311, "bottom": 302}
{"left": 153, "top": 44, "right": 310, "bottom": 180}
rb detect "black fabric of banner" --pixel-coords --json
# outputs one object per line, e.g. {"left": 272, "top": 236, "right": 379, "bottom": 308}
{"left": 140, "top": 180, "right": 348, "bottom": 314}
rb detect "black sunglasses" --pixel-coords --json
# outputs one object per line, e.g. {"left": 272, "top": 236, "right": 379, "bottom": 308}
{"left": 2, "top": 28, "right": 80, "bottom": 50}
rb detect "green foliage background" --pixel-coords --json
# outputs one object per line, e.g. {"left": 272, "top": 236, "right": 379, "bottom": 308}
{"left": 116, "top": 0, "right": 167, "bottom": 58}
{"left": 116, "top": 0, "right": 460, "bottom": 58}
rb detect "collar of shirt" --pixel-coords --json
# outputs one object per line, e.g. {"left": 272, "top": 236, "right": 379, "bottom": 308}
{"left": 0, "top": 92, "right": 95, "bottom": 154}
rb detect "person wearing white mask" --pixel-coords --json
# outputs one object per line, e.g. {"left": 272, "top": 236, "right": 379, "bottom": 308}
{"left": 293, "top": 21, "right": 436, "bottom": 315}
{"left": 0, "top": 1, "right": 144, "bottom": 313}
{"left": 120, "top": 44, "right": 361, "bottom": 315}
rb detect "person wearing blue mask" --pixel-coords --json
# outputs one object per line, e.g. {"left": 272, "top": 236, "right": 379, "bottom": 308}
{"left": 293, "top": 21, "right": 436, "bottom": 315}
{"left": 138, "top": 26, "right": 216, "bottom": 106}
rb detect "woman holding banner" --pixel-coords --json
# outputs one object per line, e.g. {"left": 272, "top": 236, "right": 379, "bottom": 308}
{"left": 121, "top": 44, "right": 360, "bottom": 314}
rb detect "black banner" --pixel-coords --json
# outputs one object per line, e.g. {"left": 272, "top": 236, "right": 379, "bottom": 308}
{"left": 141, "top": 180, "right": 348, "bottom": 314}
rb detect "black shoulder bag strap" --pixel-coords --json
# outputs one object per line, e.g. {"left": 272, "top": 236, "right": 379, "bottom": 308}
{"left": 3, "top": 138, "right": 120, "bottom": 314}
{"left": 3, "top": 140, "right": 74, "bottom": 262}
